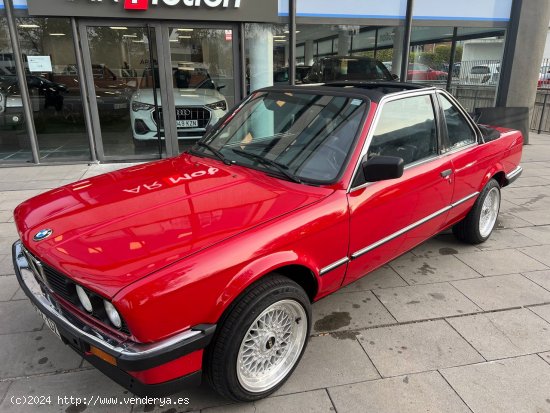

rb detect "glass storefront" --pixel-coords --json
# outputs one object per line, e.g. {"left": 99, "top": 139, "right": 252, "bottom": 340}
{"left": 0, "top": 0, "right": 516, "bottom": 165}
{"left": 0, "top": 17, "right": 32, "bottom": 162}
{"left": 18, "top": 17, "right": 90, "bottom": 161}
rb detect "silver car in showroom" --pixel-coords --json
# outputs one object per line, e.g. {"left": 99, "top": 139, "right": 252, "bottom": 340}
{"left": 130, "top": 64, "right": 228, "bottom": 143}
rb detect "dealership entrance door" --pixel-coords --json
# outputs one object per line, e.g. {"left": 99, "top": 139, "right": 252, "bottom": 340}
{"left": 79, "top": 21, "right": 239, "bottom": 162}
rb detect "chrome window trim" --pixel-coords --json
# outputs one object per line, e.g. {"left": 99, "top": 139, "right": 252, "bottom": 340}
{"left": 319, "top": 257, "right": 350, "bottom": 276}
{"left": 348, "top": 88, "right": 438, "bottom": 194}
{"left": 435, "top": 90, "right": 484, "bottom": 145}
{"left": 350, "top": 191, "right": 480, "bottom": 260}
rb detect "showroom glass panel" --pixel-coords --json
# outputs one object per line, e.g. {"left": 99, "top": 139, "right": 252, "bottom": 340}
{"left": 0, "top": 17, "right": 32, "bottom": 163}
{"left": 167, "top": 26, "right": 235, "bottom": 154}
{"left": 296, "top": 25, "right": 402, "bottom": 83}
{"left": 245, "top": 23, "right": 288, "bottom": 94}
{"left": 86, "top": 25, "right": 165, "bottom": 159}
{"left": 408, "top": 25, "right": 507, "bottom": 112}
{"left": 16, "top": 17, "right": 90, "bottom": 162}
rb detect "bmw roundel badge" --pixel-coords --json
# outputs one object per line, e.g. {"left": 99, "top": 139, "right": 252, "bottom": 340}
{"left": 33, "top": 229, "right": 53, "bottom": 242}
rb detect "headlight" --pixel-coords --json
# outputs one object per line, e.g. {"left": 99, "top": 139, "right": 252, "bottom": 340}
{"left": 104, "top": 300, "right": 122, "bottom": 329}
{"left": 132, "top": 101, "right": 154, "bottom": 112}
{"left": 206, "top": 100, "right": 227, "bottom": 111}
{"left": 76, "top": 285, "right": 93, "bottom": 313}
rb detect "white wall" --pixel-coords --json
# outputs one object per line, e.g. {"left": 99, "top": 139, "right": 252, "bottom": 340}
{"left": 543, "top": 27, "right": 550, "bottom": 59}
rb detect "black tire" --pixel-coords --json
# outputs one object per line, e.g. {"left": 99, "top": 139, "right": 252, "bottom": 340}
{"left": 452, "top": 179, "right": 501, "bottom": 244}
{"left": 205, "top": 274, "right": 311, "bottom": 402}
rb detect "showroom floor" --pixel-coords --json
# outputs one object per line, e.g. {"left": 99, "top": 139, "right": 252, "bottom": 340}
{"left": 1, "top": 135, "right": 550, "bottom": 412}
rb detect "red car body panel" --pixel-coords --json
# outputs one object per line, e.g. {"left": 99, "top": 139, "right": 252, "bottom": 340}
{"left": 12, "top": 86, "right": 524, "bottom": 393}
{"left": 14, "top": 155, "right": 333, "bottom": 298}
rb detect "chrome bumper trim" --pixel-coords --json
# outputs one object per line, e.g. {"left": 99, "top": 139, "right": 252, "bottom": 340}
{"left": 506, "top": 165, "right": 523, "bottom": 182}
{"left": 13, "top": 241, "right": 201, "bottom": 360}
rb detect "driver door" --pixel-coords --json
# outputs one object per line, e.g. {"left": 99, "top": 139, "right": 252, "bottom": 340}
{"left": 344, "top": 92, "right": 454, "bottom": 285}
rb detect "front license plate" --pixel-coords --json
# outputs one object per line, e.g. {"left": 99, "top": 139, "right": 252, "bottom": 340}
{"left": 33, "top": 304, "right": 61, "bottom": 341}
{"left": 176, "top": 120, "right": 199, "bottom": 128}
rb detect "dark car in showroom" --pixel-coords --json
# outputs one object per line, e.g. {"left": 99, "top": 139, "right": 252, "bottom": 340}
{"left": 303, "top": 56, "right": 395, "bottom": 83}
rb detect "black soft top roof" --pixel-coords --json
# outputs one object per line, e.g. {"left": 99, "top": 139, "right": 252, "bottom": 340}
{"left": 261, "top": 81, "right": 432, "bottom": 103}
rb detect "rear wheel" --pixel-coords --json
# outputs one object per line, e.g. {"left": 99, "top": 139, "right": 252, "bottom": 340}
{"left": 205, "top": 275, "right": 311, "bottom": 402}
{"left": 453, "top": 179, "right": 501, "bottom": 244}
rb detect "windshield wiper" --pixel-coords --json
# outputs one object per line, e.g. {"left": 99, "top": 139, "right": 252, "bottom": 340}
{"left": 231, "top": 148, "right": 302, "bottom": 184}
{"left": 196, "top": 141, "right": 232, "bottom": 165}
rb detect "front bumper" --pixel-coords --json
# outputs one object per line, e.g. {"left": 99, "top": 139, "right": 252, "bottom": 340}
{"left": 12, "top": 241, "right": 215, "bottom": 396}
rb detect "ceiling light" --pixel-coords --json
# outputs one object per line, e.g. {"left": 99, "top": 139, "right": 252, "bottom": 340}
{"left": 18, "top": 24, "right": 40, "bottom": 28}
{"left": 49, "top": 33, "right": 66, "bottom": 36}
{"left": 177, "top": 28, "right": 194, "bottom": 32}
{"left": 110, "top": 26, "right": 128, "bottom": 30}
{"left": 123, "top": 34, "right": 138, "bottom": 38}
{"left": 179, "top": 35, "right": 191, "bottom": 39}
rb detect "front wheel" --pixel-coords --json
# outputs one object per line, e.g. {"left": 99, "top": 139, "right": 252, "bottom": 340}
{"left": 453, "top": 179, "right": 501, "bottom": 244}
{"left": 205, "top": 275, "right": 311, "bottom": 402}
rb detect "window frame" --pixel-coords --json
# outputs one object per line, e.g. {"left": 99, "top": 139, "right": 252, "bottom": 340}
{"left": 435, "top": 90, "right": 482, "bottom": 154}
{"left": 349, "top": 89, "right": 443, "bottom": 191}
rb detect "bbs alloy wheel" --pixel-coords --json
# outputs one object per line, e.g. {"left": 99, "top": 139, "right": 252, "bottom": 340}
{"left": 205, "top": 275, "right": 311, "bottom": 401}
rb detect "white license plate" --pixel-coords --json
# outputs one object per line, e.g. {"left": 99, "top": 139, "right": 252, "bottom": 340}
{"left": 114, "top": 103, "right": 127, "bottom": 110}
{"left": 33, "top": 304, "right": 61, "bottom": 341}
{"left": 177, "top": 120, "right": 199, "bottom": 128}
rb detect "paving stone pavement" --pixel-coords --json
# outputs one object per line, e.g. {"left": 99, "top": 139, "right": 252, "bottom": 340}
{"left": 1, "top": 134, "right": 550, "bottom": 412}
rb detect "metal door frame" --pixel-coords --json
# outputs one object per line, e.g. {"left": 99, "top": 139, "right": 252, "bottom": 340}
{"left": 159, "top": 21, "right": 241, "bottom": 155}
{"left": 78, "top": 19, "right": 241, "bottom": 162}
{"left": 78, "top": 19, "right": 173, "bottom": 162}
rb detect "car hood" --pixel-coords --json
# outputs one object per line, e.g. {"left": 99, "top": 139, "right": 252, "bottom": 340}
{"left": 132, "top": 88, "right": 224, "bottom": 106}
{"left": 14, "top": 155, "right": 333, "bottom": 298}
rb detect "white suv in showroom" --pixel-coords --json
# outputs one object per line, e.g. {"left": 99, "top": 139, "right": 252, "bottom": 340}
{"left": 130, "top": 64, "right": 228, "bottom": 143}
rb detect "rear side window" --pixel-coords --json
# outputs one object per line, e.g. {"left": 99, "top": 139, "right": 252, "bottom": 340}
{"left": 439, "top": 94, "right": 477, "bottom": 152}
{"left": 367, "top": 95, "right": 438, "bottom": 166}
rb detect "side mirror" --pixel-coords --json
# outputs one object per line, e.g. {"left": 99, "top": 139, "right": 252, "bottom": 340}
{"left": 362, "top": 156, "right": 404, "bottom": 182}
{"left": 217, "top": 85, "right": 226, "bottom": 91}
{"left": 392, "top": 74, "right": 399, "bottom": 80}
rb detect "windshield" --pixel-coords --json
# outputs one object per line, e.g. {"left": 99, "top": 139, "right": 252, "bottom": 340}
{"left": 194, "top": 91, "right": 367, "bottom": 184}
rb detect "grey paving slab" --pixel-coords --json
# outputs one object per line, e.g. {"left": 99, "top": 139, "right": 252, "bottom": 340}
{"left": 495, "top": 212, "right": 534, "bottom": 229}
{"left": 328, "top": 371, "right": 471, "bottom": 413}
{"left": 0, "top": 239, "right": 17, "bottom": 256}
{"left": 506, "top": 176, "right": 550, "bottom": 187}
{"left": 275, "top": 334, "right": 379, "bottom": 396}
{"left": 0, "top": 211, "right": 12, "bottom": 223}
{"left": 0, "top": 165, "right": 89, "bottom": 183}
{"left": 410, "top": 233, "right": 482, "bottom": 257}
{"left": 0, "top": 369, "right": 132, "bottom": 412}
{"left": 203, "top": 390, "right": 334, "bottom": 413}
{"left": 541, "top": 351, "right": 550, "bottom": 365}
{"left": 441, "top": 355, "right": 550, "bottom": 413}
{"left": 519, "top": 245, "right": 550, "bottom": 267}
{"left": 336, "top": 265, "right": 408, "bottom": 293}
{"left": 358, "top": 320, "right": 484, "bottom": 377}
{"left": 511, "top": 196, "right": 550, "bottom": 210}
{"left": 516, "top": 225, "right": 550, "bottom": 244}
{"left": 447, "top": 308, "right": 550, "bottom": 360}
{"left": 452, "top": 274, "right": 550, "bottom": 311}
{"left": 0, "top": 331, "right": 82, "bottom": 378}
{"left": 0, "top": 275, "right": 18, "bottom": 301}
{"left": 477, "top": 229, "right": 541, "bottom": 250}
{"left": 529, "top": 304, "right": 550, "bottom": 323}
{"left": 523, "top": 270, "right": 550, "bottom": 291}
{"left": 455, "top": 249, "right": 548, "bottom": 276}
{"left": 0, "top": 254, "right": 13, "bottom": 276}
{"left": 0, "top": 301, "right": 43, "bottom": 334}
{"left": 10, "top": 288, "right": 25, "bottom": 301}
{"left": 0, "top": 381, "right": 12, "bottom": 405}
{"left": 389, "top": 254, "right": 481, "bottom": 285}
{"left": 0, "top": 223, "right": 17, "bottom": 239}
{"left": 503, "top": 185, "right": 550, "bottom": 199}
{"left": 132, "top": 383, "right": 230, "bottom": 412}
{"left": 312, "top": 290, "right": 395, "bottom": 333}
{"left": 509, "top": 208, "right": 550, "bottom": 225}
{"left": 373, "top": 283, "right": 481, "bottom": 322}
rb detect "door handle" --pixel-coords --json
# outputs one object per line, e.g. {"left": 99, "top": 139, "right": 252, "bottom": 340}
{"left": 440, "top": 169, "right": 453, "bottom": 178}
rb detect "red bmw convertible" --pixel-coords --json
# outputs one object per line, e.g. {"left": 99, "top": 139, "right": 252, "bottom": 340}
{"left": 12, "top": 82, "right": 522, "bottom": 401}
